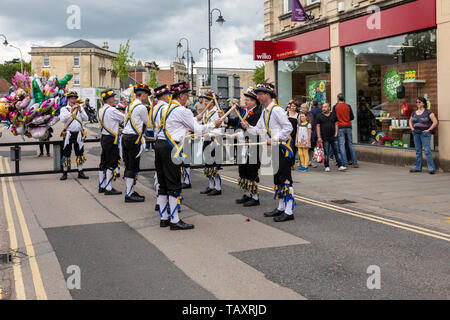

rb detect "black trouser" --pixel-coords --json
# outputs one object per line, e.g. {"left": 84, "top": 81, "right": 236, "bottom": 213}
{"left": 155, "top": 139, "right": 182, "bottom": 197}
{"left": 238, "top": 162, "right": 260, "bottom": 182}
{"left": 39, "top": 139, "right": 50, "bottom": 155}
{"left": 99, "top": 135, "right": 120, "bottom": 171}
{"left": 274, "top": 147, "right": 293, "bottom": 187}
{"left": 122, "top": 134, "right": 141, "bottom": 179}
{"left": 323, "top": 137, "right": 343, "bottom": 168}
{"left": 62, "top": 131, "right": 84, "bottom": 158}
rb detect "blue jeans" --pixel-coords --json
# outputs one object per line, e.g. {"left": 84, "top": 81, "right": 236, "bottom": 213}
{"left": 323, "top": 137, "right": 342, "bottom": 168}
{"left": 338, "top": 127, "right": 357, "bottom": 166}
{"left": 145, "top": 129, "right": 155, "bottom": 150}
{"left": 412, "top": 131, "right": 435, "bottom": 171}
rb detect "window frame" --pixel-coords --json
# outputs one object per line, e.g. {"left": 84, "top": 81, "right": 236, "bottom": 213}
{"left": 43, "top": 56, "right": 50, "bottom": 67}
{"left": 73, "top": 73, "right": 80, "bottom": 86}
{"left": 73, "top": 56, "right": 80, "bottom": 67}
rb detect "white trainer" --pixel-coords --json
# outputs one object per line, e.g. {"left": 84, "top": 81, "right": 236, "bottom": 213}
{"left": 325, "top": 167, "right": 331, "bottom": 172}
{"left": 338, "top": 166, "right": 347, "bottom": 171}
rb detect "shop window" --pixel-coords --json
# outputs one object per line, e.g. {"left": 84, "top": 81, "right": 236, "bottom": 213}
{"left": 277, "top": 50, "right": 331, "bottom": 110}
{"left": 344, "top": 29, "right": 437, "bottom": 150}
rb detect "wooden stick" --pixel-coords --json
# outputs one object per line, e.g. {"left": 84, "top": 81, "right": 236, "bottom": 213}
{"left": 197, "top": 99, "right": 214, "bottom": 119}
{"left": 213, "top": 92, "right": 223, "bottom": 113}
{"left": 233, "top": 107, "right": 245, "bottom": 124}
{"left": 219, "top": 104, "right": 237, "bottom": 122}
{"left": 222, "top": 141, "right": 266, "bottom": 147}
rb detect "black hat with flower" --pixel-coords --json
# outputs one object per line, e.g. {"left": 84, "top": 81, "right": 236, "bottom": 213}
{"left": 101, "top": 89, "right": 116, "bottom": 102}
{"left": 254, "top": 82, "right": 277, "bottom": 98}
{"left": 154, "top": 84, "right": 171, "bottom": 98}
{"left": 66, "top": 91, "right": 79, "bottom": 99}
{"left": 243, "top": 87, "right": 258, "bottom": 101}
{"left": 170, "top": 81, "right": 190, "bottom": 96}
{"left": 133, "top": 83, "right": 152, "bottom": 95}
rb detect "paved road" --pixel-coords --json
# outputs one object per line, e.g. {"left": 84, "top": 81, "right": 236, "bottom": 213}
{"left": 0, "top": 130, "right": 449, "bottom": 300}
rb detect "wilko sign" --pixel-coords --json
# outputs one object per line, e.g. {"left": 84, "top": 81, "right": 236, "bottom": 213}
{"left": 254, "top": 41, "right": 275, "bottom": 61}
{"left": 254, "top": 27, "right": 330, "bottom": 61}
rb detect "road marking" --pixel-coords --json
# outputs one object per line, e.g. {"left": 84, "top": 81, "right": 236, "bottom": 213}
{"left": 0, "top": 157, "right": 26, "bottom": 300}
{"left": 217, "top": 173, "right": 450, "bottom": 243}
{"left": 3, "top": 159, "right": 48, "bottom": 300}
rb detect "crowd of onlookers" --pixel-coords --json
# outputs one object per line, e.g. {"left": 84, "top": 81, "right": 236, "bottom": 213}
{"left": 287, "top": 93, "right": 359, "bottom": 172}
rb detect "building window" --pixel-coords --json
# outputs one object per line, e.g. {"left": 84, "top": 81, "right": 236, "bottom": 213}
{"left": 111, "top": 76, "right": 116, "bottom": 88}
{"left": 284, "top": 0, "right": 292, "bottom": 13}
{"left": 277, "top": 50, "right": 331, "bottom": 109}
{"left": 43, "top": 56, "right": 50, "bottom": 67}
{"left": 99, "top": 73, "right": 105, "bottom": 87}
{"left": 344, "top": 29, "right": 437, "bottom": 149}
{"left": 307, "top": 0, "right": 320, "bottom": 5}
{"left": 73, "top": 73, "right": 80, "bottom": 86}
{"left": 99, "top": 57, "right": 105, "bottom": 68}
{"left": 74, "top": 56, "right": 80, "bottom": 67}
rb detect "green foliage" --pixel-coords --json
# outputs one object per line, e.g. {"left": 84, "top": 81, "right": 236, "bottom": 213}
{"left": 147, "top": 70, "right": 159, "bottom": 88}
{"left": 0, "top": 59, "right": 32, "bottom": 82}
{"left": 253, "top": 64, "right": 265, "bottom": 84}
{"left": 112, "top": 40, "right": 135, "bottom": 81}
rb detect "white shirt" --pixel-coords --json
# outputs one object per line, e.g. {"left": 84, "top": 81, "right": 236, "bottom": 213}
{"left": 60, "top": 105, "right": 89, "bottom": 132}
{"left": 157, "top": 100, "right": 215, "bottom": 143}
{"left": 98, "top": 104, "right": 124, "bottom": 136}
{"left": 149, "top": 100, "right": 168, "bottom": 131}
{"left": 202, "top": 106, "right": 219, "bottom": 125}
{"left": 247, "top": 101, "right": 292, "bottom": 142}
{"left": 122, "top": 98, "right": 149, "bottom": 136}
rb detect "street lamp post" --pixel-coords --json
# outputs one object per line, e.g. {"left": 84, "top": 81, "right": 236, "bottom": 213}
{"left": 177, "top": 38, "right": 190, "bottom": 87}
{"left": 0, "top": 34, "right": 8, "bottom": 46}
{"left": 207, "top": 0, "right": 225, "bottom": 86}
{"left": 9, "top": 44, "right": 23, "bottom": 73}
{"left": 181, "top": 49, "right": 194, "bottom": 89}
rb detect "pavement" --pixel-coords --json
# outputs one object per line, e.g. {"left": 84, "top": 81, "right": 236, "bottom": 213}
{"left": 0, "top": 121, "right": 449, "bottom": 300}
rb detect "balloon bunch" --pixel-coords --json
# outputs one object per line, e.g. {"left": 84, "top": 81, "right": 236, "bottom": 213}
{"left": 2, "top": 69, "right": 73, "bottom": 139}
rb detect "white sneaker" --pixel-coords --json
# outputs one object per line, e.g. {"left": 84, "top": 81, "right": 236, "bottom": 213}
{"left": 325, "top": 167, "right": 331, "bottom": 172}
{"left": 338, "top": 166, "right": 347, "bottom": 171}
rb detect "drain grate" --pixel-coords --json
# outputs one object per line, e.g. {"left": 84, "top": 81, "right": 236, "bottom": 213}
{"left": 0, "top": 253, "right": 12, "bottom": 264}
{"left": 331, "top": 199, "right": 356, "bottom": 205}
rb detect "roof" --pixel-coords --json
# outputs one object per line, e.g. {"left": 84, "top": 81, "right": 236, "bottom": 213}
{"left": 62, "top": 39, "right": 101, "bottom": 49}
{"left": 0, "top": 78, "right": 12, "bottom": 94}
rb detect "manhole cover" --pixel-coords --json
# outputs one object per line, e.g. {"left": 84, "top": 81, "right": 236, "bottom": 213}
{"left": 331, "top": 199, "right": 356, "bottom": 204}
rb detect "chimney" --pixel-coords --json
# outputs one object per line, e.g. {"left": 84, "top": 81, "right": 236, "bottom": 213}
{"left": 103, "top": 41, "right": 109, "bottom": 50}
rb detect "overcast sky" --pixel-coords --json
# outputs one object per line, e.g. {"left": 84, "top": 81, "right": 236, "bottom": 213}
{"left": 0, "top": 0, "right": 264, "bottom": 69}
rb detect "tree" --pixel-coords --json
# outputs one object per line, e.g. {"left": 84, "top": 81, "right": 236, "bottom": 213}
{"left": 253, "top": 64, "right": 265, "bottom": 84}
{"left": 0, "top": 59, "right": 32, "bottom": 82}
{"left": 147, "top": 70, "right": 159, "bottom": 88}
{"left": 112, "top": 40, "right": 135, "bottom": 81}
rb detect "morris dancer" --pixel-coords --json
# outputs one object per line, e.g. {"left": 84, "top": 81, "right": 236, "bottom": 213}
{"left": 59, "top": 91, "right": 89, "bottom": 181}
{"left": 122, "top": 83, "right": 150, "bottom": 202}
{"left": 197, "top": 91, "right": 223, "bottom": 196}
{"left": 242, "top": 83, "right": 296, "bottom": 222}
{"left": 98, "top": 89, "right": 123, "bottom": 195}
{"left": 233, "top": 88, "right": 262, "bottom": 207}
{"left": 155, "top": 81, "right": 222, "bottom": 230}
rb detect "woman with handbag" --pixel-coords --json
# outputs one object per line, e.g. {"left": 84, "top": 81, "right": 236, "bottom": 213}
{"left": 409, "top": 97, "right": 438, "bottom": 174}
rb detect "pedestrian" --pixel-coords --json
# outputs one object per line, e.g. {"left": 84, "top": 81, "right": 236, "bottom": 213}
{"left": 309, "top": 99, "right": 322, "bottom": 168}
{"left": 97, "top": 89, "right": 124, "bottom": 196}
{"left": 296, "top": 112, "right": 311, "bottom": 171}
{"left": 287, "top": 100, "right": 299, "bottom": 169}
{"left": 155, "top": 81, "right": 222, "bottom": 230}
{"left": 242, "top": 83, "right": 296, "bottom": 223}
{"left": 409, "top": 96, "right": 438, "bottom": 174}
{"left": 334, "top": 93, "right": 359, "bottom": 169}
{"left": 59, "top": 91, "right": 89, "bottom": 181}
{"left": 316, "top": 103, "right": 346, "bottom": 172}
{"left": 122, "top": 83, "right": 151, "bottom": 202}
{"left": 38, "top": 127, "right": 53, "bottom": 157}
{"left": 194, "top": 96, "right": 206, "bottom": 116}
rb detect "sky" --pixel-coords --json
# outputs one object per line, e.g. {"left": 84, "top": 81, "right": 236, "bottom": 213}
{"left": 0, "top": 0, "right": 264, "bottom": 69}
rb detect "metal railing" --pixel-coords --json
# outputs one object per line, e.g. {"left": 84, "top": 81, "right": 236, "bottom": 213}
{"left": 0, "top": 139, "right": 238, "bottom": 178}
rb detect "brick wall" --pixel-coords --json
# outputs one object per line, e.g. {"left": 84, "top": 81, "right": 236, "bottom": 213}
{"left": 158, "top": 69, "right": 174, "bottom": 86}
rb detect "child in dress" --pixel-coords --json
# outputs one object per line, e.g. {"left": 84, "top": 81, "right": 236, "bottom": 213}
{"left": 296, "top": 112, "right": 312, "bottom": 171}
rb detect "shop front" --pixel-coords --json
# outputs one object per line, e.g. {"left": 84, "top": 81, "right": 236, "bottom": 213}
{"left": 254, "top": 0, "right": 447, "bottom": 169}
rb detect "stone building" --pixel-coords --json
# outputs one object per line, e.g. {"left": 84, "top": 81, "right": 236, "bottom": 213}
{"left": 256, "top": 0, "right": 450, "bottom": 171}
{"left": 30, "top": 39, "right": 120, "bottom": 104}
